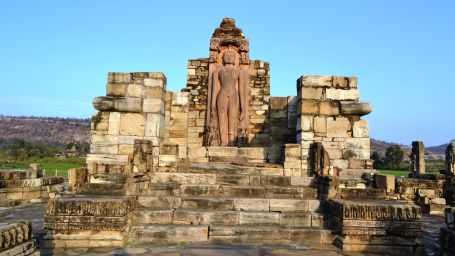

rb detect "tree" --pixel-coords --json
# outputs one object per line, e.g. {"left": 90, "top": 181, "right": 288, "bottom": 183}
{"left": 371, "top": 151, "right": 384, "bottom": 169}
{"left": 383, "top": 145, "right": 404, "bottom": 170}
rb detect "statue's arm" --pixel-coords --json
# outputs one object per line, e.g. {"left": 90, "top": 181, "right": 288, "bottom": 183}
{"left": 211, "top": 69, "right": 220, "bottom": 113}
{"left": 239, "top": 69, "right": 248, "bottom": 120}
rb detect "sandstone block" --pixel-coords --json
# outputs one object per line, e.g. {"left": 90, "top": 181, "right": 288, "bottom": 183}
{"left": 233, "top": 198, "right": 269, "bottom": 211}
{"left": 143, "top": 99, "right": 165, "bottom": 113}
{"left": 340, "top": 101, "right": 372, "bottom": 116}
{"left": 187, "top": 147, "right": 207, "bottom": 158}
{"left": 300, "top": 87, "right": 323, "bottom": 100}
{"left": 314, "top": 116, "right": 327, "bottom": 134}
{"left": 91, "top": 134, "right": 118, "bottom": 145}
{"left": 127, "top": 83, "right": 143, "bottom": 97}
{"left": 108, "top": 112, "right": 121, "bottom": 135}
{"left": 332, "top": 76, "right": 349, "bottom": 88}
{"left": 319, "top": 101, "right": 340, "bottom": 116}
{"left": 90, "top": 144, "right": 118, "bottom": 155}
{"left": 297, "top": 116, "right": 313, "bottom": 132}
{"left": 120, "top": 113, "right": 145, "bottom": 136}
{"left": 239, "top": 212, "right": 280, "bottom": 225}
{"left": 299, "top": 100, "right": 319, "bottom": 115}
{"left": 375, "top": 173, "right": 395, "bottom": 193}
{"left": 93, "top": 97, "right": 142, "bottom": 112}
{"left": 326, "top": 89, "right": 359, "bottom": 100}
{"left": 270, "top": 199, "right": 308, "bottom": 212}
{"left": 145, "top": 114, "right": 164, "bottom": 138}
{"left": 326, "top": 117, "right": 351, "bottom": 137}
{"left": 284, "top": 144, "right": 300, "bottom": 157}
{"left": 270, "top": 97, "right": 288, "bottom": 109}
{"left": 299, "top": 76, "right": 332, "bottom": 88}
{"left": 280, "top": 212, "right": 311, "bottom": 227}
{"left": 107, "top": 83, "right": 127, "bottom": 97}
{"left": 144, "top": 78, "right": 165, "bottom": 88}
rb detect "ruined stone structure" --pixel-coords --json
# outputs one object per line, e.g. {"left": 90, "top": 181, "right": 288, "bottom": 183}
{"left": 0, "top": 164, "right": 64, "bottom": 206}
{"left": 41, "top": 18, "right": 425, "bottom": 254}
{"left": 0, "top": 221, "right": 39, "bottom": 256}
{"left": 410, "top": 141, "right": 425, "bottom": 174}
{"left": 440, "top": 207, "right": 455, "bottom": 255}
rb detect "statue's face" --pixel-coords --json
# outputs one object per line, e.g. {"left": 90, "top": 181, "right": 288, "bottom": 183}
{"left": 222, "top": 50, "right": 235, "bottom": 65}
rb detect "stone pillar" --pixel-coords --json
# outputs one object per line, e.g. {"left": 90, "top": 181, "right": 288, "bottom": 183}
{"left": 88, "top": 72, "right": 167, "bottom": 177}
{"left": 446, "top": 140, "right": 455, "bottom": 175}
{"left": 411, "top": 141, "right": 425, "bottom": 174}
{"left": 296, "top": 75, "right": 373, "bottom": 178}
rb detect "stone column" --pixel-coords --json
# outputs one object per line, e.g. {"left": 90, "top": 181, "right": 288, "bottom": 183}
{"left": 411, "top": 141, "right": 425, "bottom": 174}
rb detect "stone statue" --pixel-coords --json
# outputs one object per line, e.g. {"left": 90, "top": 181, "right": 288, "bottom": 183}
{"left": 446, "top": 140, "right": 455, "bottom": 175}
{"left": 207, "top": 49, "right": 248, "bottom": 146}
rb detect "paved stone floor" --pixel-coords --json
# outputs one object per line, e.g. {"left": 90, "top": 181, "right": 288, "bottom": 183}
{"left": 0, "top": 203, "right": 445, "bottom": 256}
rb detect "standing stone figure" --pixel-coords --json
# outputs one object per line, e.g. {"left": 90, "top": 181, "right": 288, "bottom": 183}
{"left": 446, "top": 140, "right": 455, "bottom": 175}
{"left": 207, "top": 49, "right": 248, "bottom": 146}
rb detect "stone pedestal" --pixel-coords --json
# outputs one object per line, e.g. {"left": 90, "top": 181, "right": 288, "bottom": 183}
{"left": 43, "top": 195, "right": 136, "bottom": 248}
{"left": 325, "top": 199, "right": 423, "bottom": 255}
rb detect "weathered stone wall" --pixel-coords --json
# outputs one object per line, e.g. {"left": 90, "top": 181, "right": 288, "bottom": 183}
{"left": 248, "top": 60, "right": 270, "bottom": 146}
{"left": 88, "top": 72, "right": 167, "bottom": 176}
{"left": 296, "top": 76, "right": 373, "bottom": 177}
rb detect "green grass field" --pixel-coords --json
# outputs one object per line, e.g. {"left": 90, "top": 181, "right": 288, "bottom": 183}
{"left": 0, "top": 158, "right": 85, "bottom": 179}
{"left": 377, "top": 169, "right": 440, "bottom": 177}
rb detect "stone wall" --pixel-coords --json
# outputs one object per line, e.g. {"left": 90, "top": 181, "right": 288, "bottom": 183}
{"left": 296, "top": 76, "right": 373, "bottom": 178}
{"left": 88, "top": 72, "right": 167, "bottom": 177}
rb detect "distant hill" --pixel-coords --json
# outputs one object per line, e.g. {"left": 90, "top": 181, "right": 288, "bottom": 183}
{"left": 370, "top": 138, "right": 447, "bottom": 160}
{"left": 0, "top": 116, "right": 90, "bottom": 145}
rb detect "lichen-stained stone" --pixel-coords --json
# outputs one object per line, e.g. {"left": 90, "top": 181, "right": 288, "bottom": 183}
{"left": 299, "top": 76, "right": 333, "bottom": 88}
{"left": 326, "top": 117, "right": 351, "bottom": 137}
{"left": 340, "top": 101, "right": 372, "bottom": 116}
{"left": 173, "top": 210, "right": 239, "bottom": 225}
{"left": 332, "top": 76, "right": 349, "bottom": 88}
{"left": 128, "top": 225, "right": 208, "bottom": 243}
{"left": 120, "top": 113, "right": 145, "bottom": 136}
{"left": 297, "top": 116, "right": 313, "bottom": 132}
{"left": 352, "top": 120, "right": 369, "bottom": 138}
{"left": 93, "top": 97, "right": 142, "bottom": 112}
{"left": 0, "top": 177, "right": 64, "bottom": 188}
{"left": 0, "top": 221, "right": 32, "bottom": 250}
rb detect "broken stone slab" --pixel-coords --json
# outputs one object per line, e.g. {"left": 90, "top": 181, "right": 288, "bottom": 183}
{"left": 0, "top": 177, "right": 64, "bottom": 189}
{"left": 92, "top": 96, "right": 142, "bottom": 112}
{"left": 339, "top": 188, "right": 386, "bottom": 200}
{"left": 339, "top": 101, "right": 372, "bottom": 116}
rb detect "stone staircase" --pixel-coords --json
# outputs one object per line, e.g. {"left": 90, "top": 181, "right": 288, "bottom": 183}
{"left": 127, "top": 163, "right": 334, "bottom": 246}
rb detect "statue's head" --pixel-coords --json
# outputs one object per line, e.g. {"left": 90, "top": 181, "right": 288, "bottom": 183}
{"left": 222, "top": 50, "right": 235, "bottom": 65}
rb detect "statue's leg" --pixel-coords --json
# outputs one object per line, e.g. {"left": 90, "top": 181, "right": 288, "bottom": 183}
{"left": 217, "top": 93, "right": 229, "bottom": 146}
{"left": 228, "top": 94, "right": 239, "bottom": 146}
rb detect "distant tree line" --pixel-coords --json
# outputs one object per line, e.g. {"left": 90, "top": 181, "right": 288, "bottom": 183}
{"left": 0, "top": 115, "right": 90, "bottom": 123}
{"left": 0, "top": 138, "right": 89, "bottom": 161}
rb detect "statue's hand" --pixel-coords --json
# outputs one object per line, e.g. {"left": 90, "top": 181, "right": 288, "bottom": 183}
{"left": 239, "top": 109, "right": 245, "bottom": 121}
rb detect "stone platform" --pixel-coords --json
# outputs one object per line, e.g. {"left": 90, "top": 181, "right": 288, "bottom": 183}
{"left": 127, "top": 162, "right": 333, "bottom": 246}
{"left": 0, "top": 166, "right": 64, "bottom": 204}
{"left": 324, "top": 199, "right": 423, "bottom": 255}
{"left": 42, "top": 195, "right": 136, "bottom": 248}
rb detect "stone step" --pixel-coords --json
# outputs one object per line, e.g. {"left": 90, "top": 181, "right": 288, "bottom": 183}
{"left": 131, "top": 209, "right": 324, "bottom": 228}
{"left": 127, "top": 224, "right": 333, "bottom": 246}
{"left": 137, "top": 196, "right": 321, "bottom": 212}
{"left": 144, "top": 183, "right": 317, "bottom": 199}
{"left": 209, "top": 225, "right": 332, "bottom": 245}
{"left": 175, "top": 163, "right": 284, "bottom": 176}
{"left": 150, "top": 172, "right": 313, "bottom": 188}
{"left": 128, "top": 224, "right": 209, "bottom": 244}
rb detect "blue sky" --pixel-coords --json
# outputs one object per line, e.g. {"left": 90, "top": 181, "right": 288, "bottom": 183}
{"left": 0, "top": 1, "right": 453, "bottom": 146}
